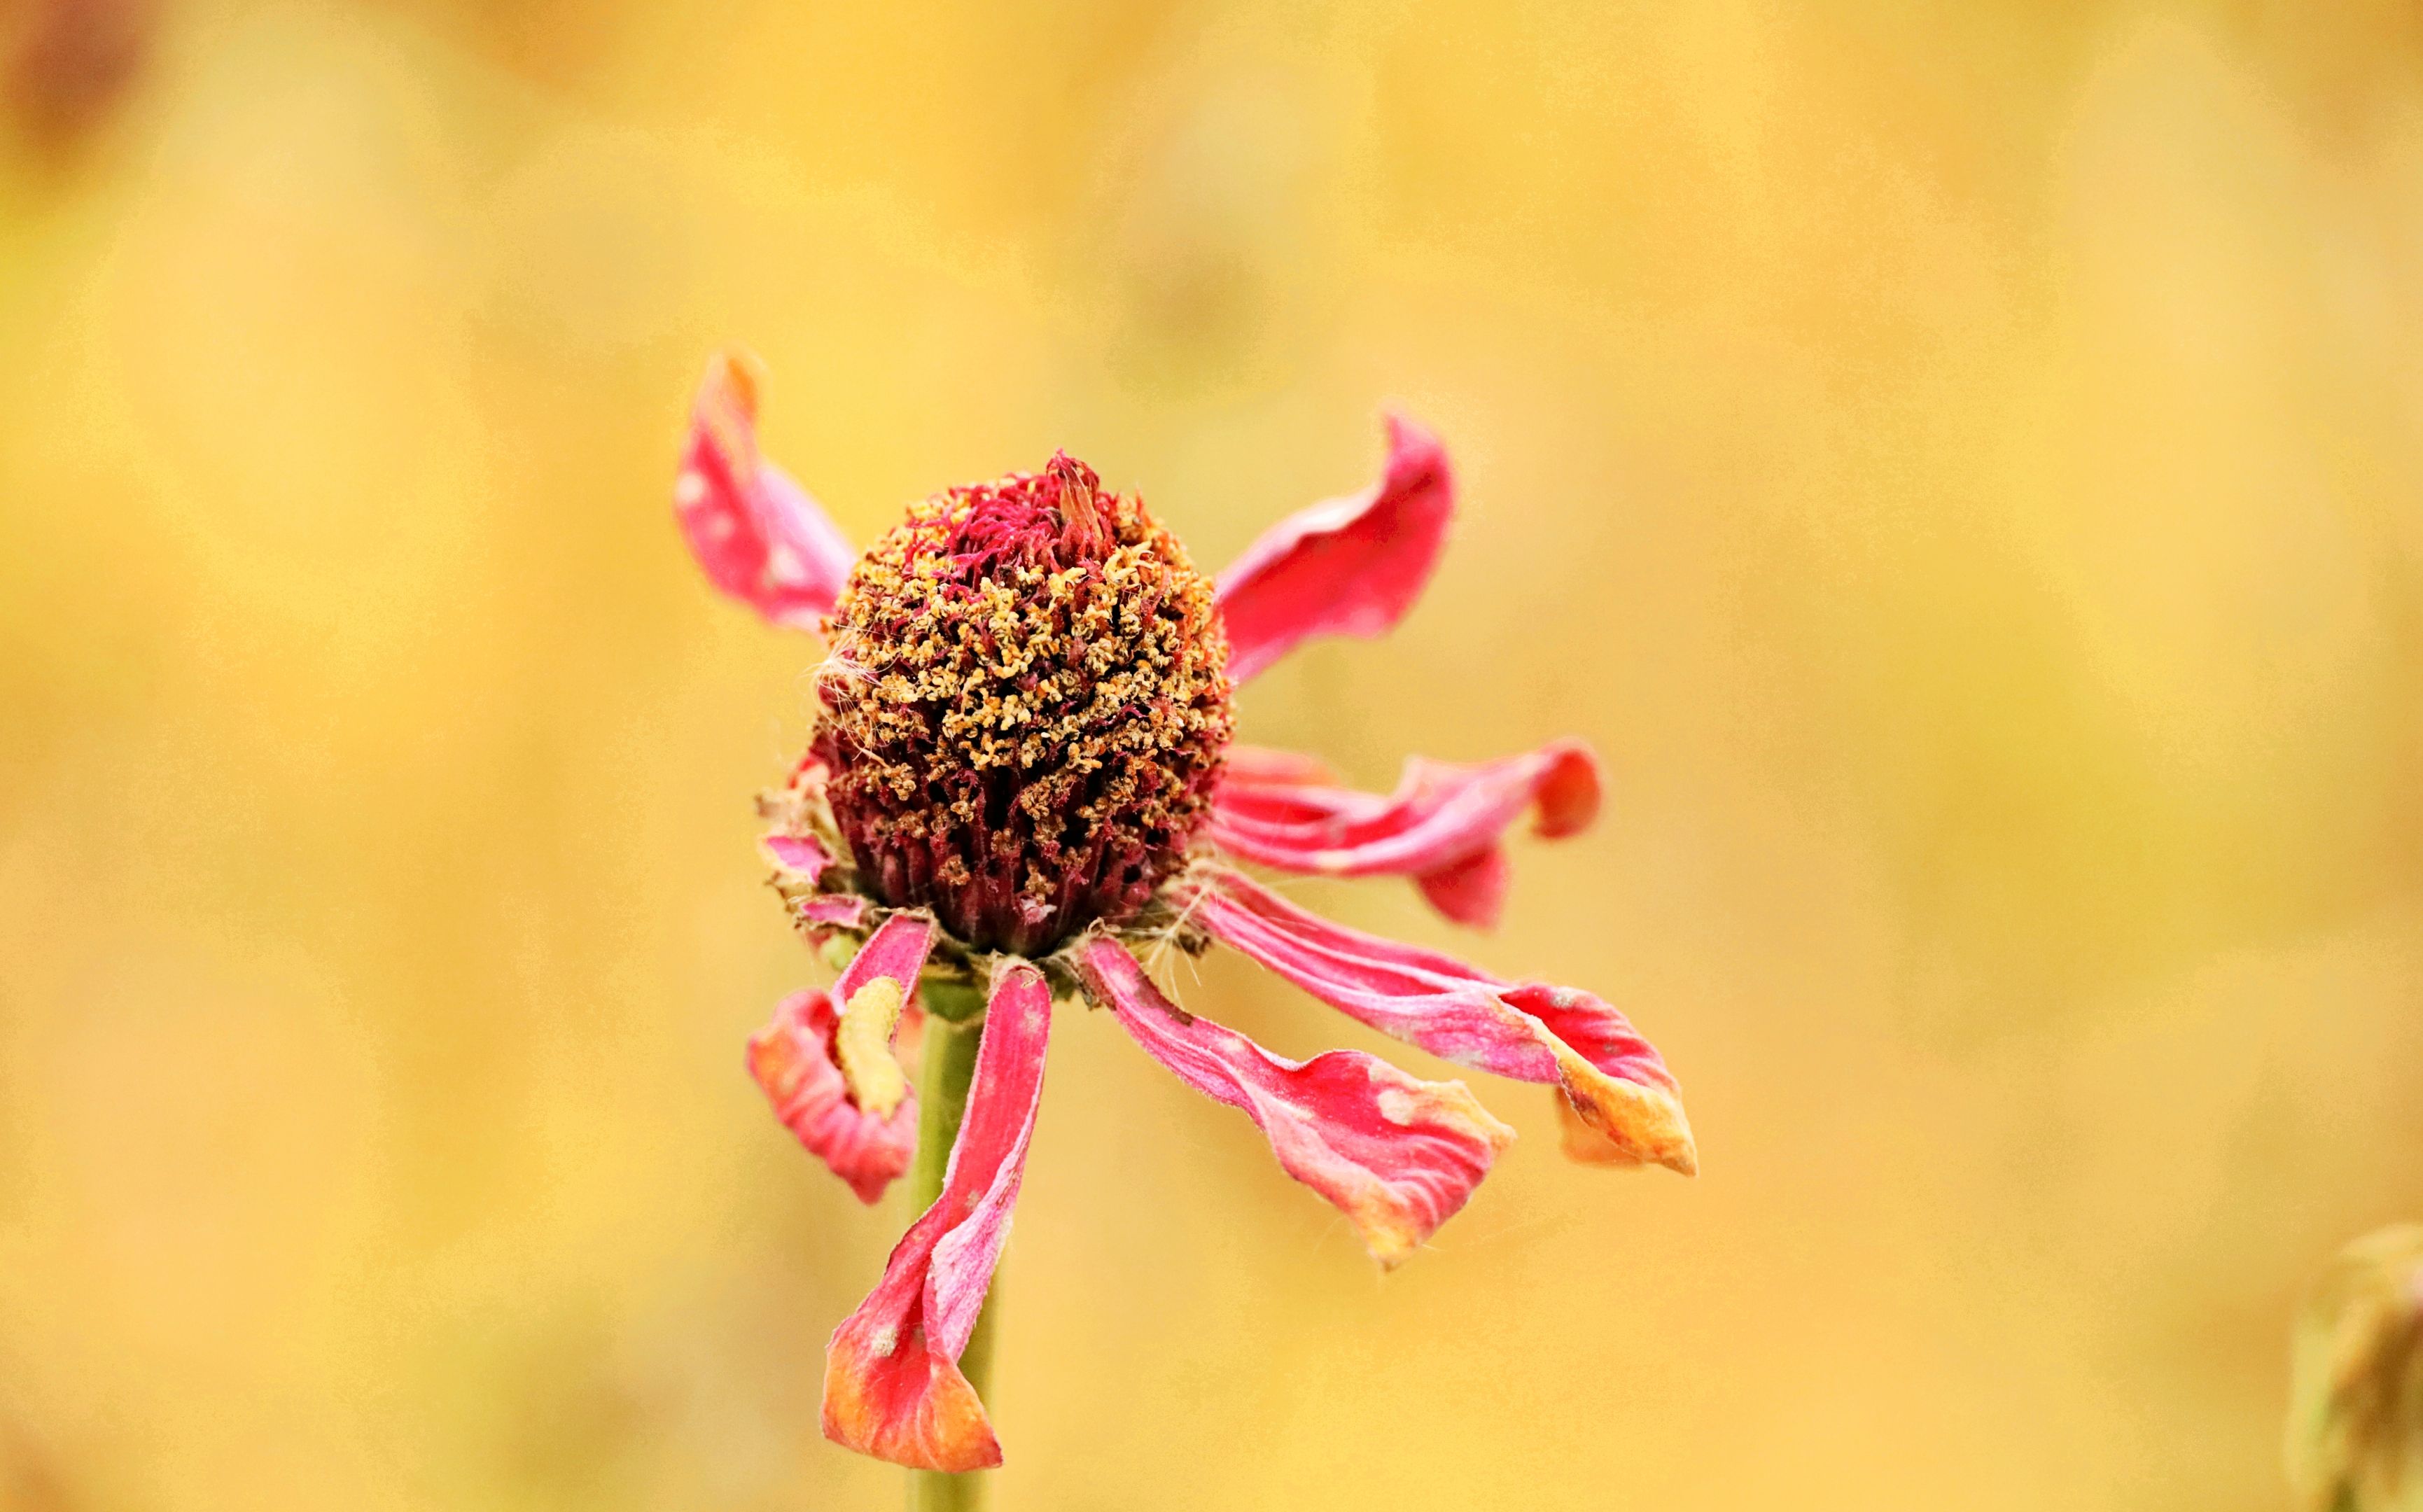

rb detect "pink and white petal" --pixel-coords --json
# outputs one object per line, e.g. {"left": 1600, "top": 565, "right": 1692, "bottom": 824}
{"left": 676, "top": 351, "right": 856, "bottom": 630}
{"left": 1073, "top": 937, "right": 1512, "bottom": 1268}
{"left": 1189, "top": 871, "right": 1696, "bottom": 1176}
{"left": 1216, "top": 412, "right": 1454, "bottom": 684}
{"left": 823, "top": 962, "right": 1053, "bottom": 1471}
{"left": 1209, "top": 739, "right": 1602, "bottom": 926}
{"left": 746, "top": 989, "right": 917, "bottom": 1204}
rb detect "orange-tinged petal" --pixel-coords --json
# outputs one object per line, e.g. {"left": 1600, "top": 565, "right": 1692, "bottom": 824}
{"left": 823, "top": 1326, "right": 998, "bottom": 1474}
{"left": 1190, "top": 870, "right": 1696, "bottom": 1176}
{"left": 821, "top": 962, "right": 1052, "bottom": 1469}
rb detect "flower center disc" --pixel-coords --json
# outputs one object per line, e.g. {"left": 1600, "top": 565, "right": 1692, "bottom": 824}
{"left": 814, "top": 454, "right": 1234, "bottom": 955}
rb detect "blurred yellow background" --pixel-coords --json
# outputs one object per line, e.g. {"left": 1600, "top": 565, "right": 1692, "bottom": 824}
{"left": 7, "top": 1, "right": 2423, "bottom": 1507}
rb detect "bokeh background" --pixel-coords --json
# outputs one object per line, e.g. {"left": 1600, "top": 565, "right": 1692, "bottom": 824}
{"left": 7, "top": 1, "right": 2423, "bottom": 1507}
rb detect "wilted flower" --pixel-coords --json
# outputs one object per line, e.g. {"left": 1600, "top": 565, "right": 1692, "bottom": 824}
{"left": 678, "top": 351, "right": 1696, "bottom": 1471}
{"left": 2290, "top": 1224, "right": 2423, "bottom": 1511}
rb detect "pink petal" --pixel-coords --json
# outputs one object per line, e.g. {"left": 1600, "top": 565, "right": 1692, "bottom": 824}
{"left": 1187, "top": 871, "right": 1696, "bottom": 1175}
{"left": 674, "top": 351, "right": 856, "bottom": 631}
{"left": 762, "top": 832, "right": 833, "bottom": 884}
{"left": 762, "top": 830, "right": 875, "bottom": 933}
{"left": 835, "top": 912, "right": 936, "bottom": 1008}
{"left": 746, "top": 988, "right": 918, "bottom": 1204}
{"left": 795, "top": 894, "right": 872, "bottom": 930}
{"left": 1215, "top": 412, "right": 1454, "bottom": 683}
{"left": 1072, "top": 937, "right": 1514, "bottom": 1268}
{"left": 1209, "top": 739, "right": 1603, "bottom": 928}
{"left": 1414, "top": 845, "right": 1511, "bottom": 929}
{"left": 823, "top": 962, "right": 1053, "bottom": 1471}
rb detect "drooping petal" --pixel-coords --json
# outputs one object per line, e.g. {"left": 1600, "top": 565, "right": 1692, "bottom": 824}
{"left": 675, "top": 351, "right": 856, "bottom": 630}
{"left": 1072, "top": 936, "right": 1513, "bottom": 1268}
{"left": 823, "top": 962, "right": 1054, "bottom": 1471}
{"left": 746, "top": 988, "right": 918, "bottom": 1205}
{"left": 1215, "top": 412, "right": 1453, "bottom": 683}
{"left": 1209, "top": 739, "right": 1602, "bottom": 928}
{"left": 1187, "top": 870, "right": 1696, "bottom": 1175}
{"left": 830, "top": 914, "right": 937, "bottom": 1117}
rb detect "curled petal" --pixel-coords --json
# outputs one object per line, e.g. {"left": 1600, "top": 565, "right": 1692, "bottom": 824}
{"left": 1216, "top": 412, "right": 1453, "bottom": 683}
{"left": 830, "top": 915, "right": 936, "bottom": 1116}
{"left": 1073, "top": 937, "right": 1512, "bottom": 1268}
{"left": 1188, "top": 871, "right": 1696, "bottom": 1176}
{"left": 763, "top": 832, "right": 874, "bottom": 934}
{"left": 747, "top": 989, "right": 917, "bottom": 1204}
{"left": 823, "top": 962, "right": 1053, "bottom": 1471}
{"left": 1210, "top": 740, "right": 1603, "bottom": 928}
{"left": 675, "top": 351, "right": 856, "bottom": 630}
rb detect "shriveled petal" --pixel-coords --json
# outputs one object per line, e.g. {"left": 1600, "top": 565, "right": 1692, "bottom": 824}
{"left": 1216, "top": 412, "right": 1453, "bottom": 683}
{"left": 1188, "top": 871, "right": 1696, "bottom": 1175}
{"left": 675, "top": 351, "right": 856, "bottom": 630}
{"left": 823, "top": 962, "right": 1053, "bottom": 1471}
{"left": 762, "top": 832, "right": 831, "bottom": 881}
{"left": 831, "top": 915, "right": 936, "bottom": 1117}
{"left": 746, "top": 988, "right": 917, "bottom": 1204}
{"left": 795, "top": 894, "right": 872, "bottom": 930}
{"left": 1210, "top": 739, "right": 1603, "bottom": 928}
{"left": 1072, "top": 937, "right": 1512, "bottom": 1268}
{"left": 763, "top": 833, "right": 874, "bottom": 932}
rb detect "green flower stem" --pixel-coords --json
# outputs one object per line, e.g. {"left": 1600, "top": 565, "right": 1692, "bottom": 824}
{"left": 909, "top": 980, "right": 995, "bottom": 1512}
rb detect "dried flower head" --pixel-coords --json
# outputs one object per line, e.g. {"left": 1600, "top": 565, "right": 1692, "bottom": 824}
{"left": 815, "top": 453, "right": 1232, "bottom": 953}
{"left": 2291, "top": 1224, "right": 2423, "bottom": 1511}
{"left": 676, "top": 350, "right": 1697, "bottom": 1472}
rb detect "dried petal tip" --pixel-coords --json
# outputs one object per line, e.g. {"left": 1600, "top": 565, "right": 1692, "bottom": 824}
{"left": 816, "top": 458, "right": 1234, "bottom": 953}
{"left": 746, "top": 989, "right": 916, "bottom": 1205}
{"left": 1191, "top": 870, "right": 1696, "bottom": 1176}
{"left": 2289, "top": 1224, "right": 2423, "bottom": 1511}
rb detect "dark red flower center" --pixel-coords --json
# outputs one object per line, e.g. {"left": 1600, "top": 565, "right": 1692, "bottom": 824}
{"left": 813, "top": 454, "right": 1234, "bottom": 955}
